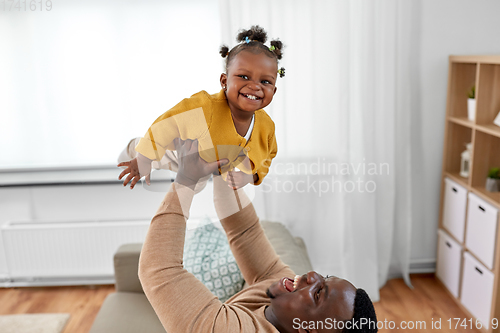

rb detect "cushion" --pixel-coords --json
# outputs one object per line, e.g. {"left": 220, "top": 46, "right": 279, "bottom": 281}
{"left": 183, "top": 219, "right": 244, "bottom": 303}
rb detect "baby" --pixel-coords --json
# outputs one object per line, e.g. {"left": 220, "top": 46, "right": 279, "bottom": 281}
{"left": 118, "top": 25, "right": 285, "bottom": 191}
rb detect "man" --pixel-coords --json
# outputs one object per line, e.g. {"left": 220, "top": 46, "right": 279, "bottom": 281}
{"left": 138, "top": 139, "right": 378, "bottom": 332}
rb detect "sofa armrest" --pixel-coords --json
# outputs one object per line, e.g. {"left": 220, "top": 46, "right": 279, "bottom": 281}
{"left": 261, "top": 221, "right": 313, "bottom": 275}
{"left": 114, "top": 243, "right": 144, "bottom": 293}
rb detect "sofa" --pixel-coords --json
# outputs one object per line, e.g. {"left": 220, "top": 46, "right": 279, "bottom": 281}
{"left": 89, "top": 221, "right": 313, "bottom": 333}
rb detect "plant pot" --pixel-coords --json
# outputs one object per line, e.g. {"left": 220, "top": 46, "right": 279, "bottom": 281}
{"left": 467, "top": 98, "right": 476, "bottom": 121}
{"left": 485, "top": 178, "right": 500, "bottom": 192}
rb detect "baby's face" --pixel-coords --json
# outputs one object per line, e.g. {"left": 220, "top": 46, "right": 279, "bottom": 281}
{"left": 221, "top": 50, "right": 278, "bottom": 115}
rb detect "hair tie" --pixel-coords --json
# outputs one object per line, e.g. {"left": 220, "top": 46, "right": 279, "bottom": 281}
{"left": 245, "top": 36, "right": 250, "bottom": 44}
{"left": 269, "top": 45, "right": 276, "bottom": 51}
{"left": 278, "top": 67, "right": 285, "bottom": 78}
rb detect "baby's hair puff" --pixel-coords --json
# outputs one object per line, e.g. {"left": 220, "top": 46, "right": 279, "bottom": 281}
{"left": 220, "top": 25, "right": 285, "bottom": 78}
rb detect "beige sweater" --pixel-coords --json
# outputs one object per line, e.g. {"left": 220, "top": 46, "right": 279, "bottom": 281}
{"left": 138, "top": 178, "right": 294, "bottom": 333}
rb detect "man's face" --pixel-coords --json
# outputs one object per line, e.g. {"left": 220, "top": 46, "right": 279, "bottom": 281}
{"left": 266, "top": 271, "right": 356, "bottom": 332}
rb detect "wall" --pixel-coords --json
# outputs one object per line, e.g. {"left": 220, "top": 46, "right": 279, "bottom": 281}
{"left": 3, "top": 1, "right": 500, "bottom": 282}
{"left": 412, "top": 0, "right": 500, "bottom": 266}
{"left": 0, "top": 177, "right": 217, "bottom": 281}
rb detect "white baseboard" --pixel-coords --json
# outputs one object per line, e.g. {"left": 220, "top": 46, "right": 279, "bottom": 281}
{"left": 387, "top": 258, "right": 436, "bottom": 281}
{"left": 409, "top": 258, "right": 436, "bottom": 274}
{"left": 0, "top": 275, "right": 114, "bottom": 288}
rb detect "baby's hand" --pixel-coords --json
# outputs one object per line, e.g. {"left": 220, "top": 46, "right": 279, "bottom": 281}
{"left": 118, "top": 157, "right": 151, "bottom": 189}
{"left": 226, "top": 171, "right": 257, "bottom": 190}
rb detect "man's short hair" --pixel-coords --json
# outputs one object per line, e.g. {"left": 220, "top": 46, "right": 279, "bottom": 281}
{"left": 343, "top": 288, "right": 378, "bottom": 332}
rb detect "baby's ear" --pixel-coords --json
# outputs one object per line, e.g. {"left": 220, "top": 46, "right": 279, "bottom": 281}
{"left": 220, "top": 73, "right": 227, "bottom": 89}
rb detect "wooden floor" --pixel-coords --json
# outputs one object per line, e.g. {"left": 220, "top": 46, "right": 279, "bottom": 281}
{"left": 0, "top": 284, "right": 115, "bottom": 333}
{"left": 375, "top": 274, "right": 481, "bottom": 333}
{"left": 0, "top": 274, "right": 481, "bottom": 333}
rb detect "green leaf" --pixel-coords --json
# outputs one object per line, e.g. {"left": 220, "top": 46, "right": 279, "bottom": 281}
{"left": 467, "top": 85, "right": 475, "bottom": 99}
{"left": 488, "top": 167, "right": 500, "bottom": 179}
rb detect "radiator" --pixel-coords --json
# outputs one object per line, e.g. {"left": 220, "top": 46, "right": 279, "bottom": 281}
{"left": 1, "top": 219, "right": 149, "bottom": 286}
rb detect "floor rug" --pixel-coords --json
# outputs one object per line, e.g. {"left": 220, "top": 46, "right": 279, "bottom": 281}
{"left": 0, "top": 313, "right": 70, "bottom": 333}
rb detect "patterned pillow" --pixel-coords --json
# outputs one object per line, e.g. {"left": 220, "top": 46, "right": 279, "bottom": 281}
{"left": 183, "top": 221, "right": 244, "bottom": 303}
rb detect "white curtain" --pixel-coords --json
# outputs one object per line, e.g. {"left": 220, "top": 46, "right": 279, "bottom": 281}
{"left": 220, "top": 0, "right": 421, "bottom": 301}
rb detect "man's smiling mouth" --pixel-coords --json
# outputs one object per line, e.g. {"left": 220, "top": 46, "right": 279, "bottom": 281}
{"left": 283, "top": 275, "right": 301, "bottom": 292}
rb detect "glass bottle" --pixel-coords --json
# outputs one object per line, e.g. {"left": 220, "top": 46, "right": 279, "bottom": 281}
{"left": 460, "top": 143, "right": 472, "bottom": 178}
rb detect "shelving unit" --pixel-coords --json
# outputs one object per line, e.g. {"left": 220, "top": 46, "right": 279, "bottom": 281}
{"left": 437, "top": 55, "right": 500, "bottom": 333}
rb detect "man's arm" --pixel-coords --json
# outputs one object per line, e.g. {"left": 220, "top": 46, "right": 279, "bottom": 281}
{"left": 138, "top": 138, "right": 231, "bottom": 332}
{"left": 139, "top": 183, "right": 230, "bottom": 332}
{"left": 139, "top": 139, "right": 280, "bottom": 332}
{"left": 213, "top": 175, "right": 288, "bottom": 285}
{"left": 140, "top": 182, "right": 282, "bottom": 332}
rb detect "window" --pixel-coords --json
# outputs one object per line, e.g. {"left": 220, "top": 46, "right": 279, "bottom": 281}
{"left": 0, "top": 0, "right": 221, "bottom": 169}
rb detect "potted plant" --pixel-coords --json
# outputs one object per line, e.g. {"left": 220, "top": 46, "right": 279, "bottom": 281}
{"left": 486, "top": 167, "right": 500, "bottom": 192}
{"left": 467, "top": 84, "right": 476, "bottom": 121}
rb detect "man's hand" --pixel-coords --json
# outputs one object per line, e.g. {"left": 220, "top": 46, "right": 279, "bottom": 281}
{"left": 226, "top": 171, "right": 258, "bottom": 189}
{"left": 225, "top": 154, "right": 258, "bottom": 189}
{"left": 174, "top": 138, "right": 229, "bottom": 189}
{"left": 118, "top": 155, "right": 152, "bottom": 189}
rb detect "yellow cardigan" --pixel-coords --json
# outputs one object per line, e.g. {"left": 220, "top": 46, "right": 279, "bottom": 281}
{"left": 135, "top": 89, "right": 277, "bottom": 185}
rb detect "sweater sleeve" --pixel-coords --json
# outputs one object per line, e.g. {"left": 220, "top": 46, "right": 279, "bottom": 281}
{"left": 135, "top": 93, "right": 212, "bottom": 161}
{"left": 138, "top": 183, "right": 221, "bottom": 332}
{"left": 213, "top": 176, "right": 287, "bottom": 285}
{"left": 254, "top": 126, "right": 278, "bottom": 186}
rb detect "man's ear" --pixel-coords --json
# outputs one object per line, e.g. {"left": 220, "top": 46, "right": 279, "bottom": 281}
{"left": 220, "top": 73, "right": 227, "bottom": 90}
{"left": 298, "top": 327, "right": 318, "bottom": 333}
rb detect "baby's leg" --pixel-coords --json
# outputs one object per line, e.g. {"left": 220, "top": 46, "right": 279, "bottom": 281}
{"left": 155, "top": 150, "right": 211, "bottom": 194}
{"left": 153, "top": 150, "right": 179, "bottom": 172}
{"left": 119, "top": 138, "right": 210, "bottom": 194}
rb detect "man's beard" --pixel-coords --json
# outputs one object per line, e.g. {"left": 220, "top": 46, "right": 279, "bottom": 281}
{"left": 266, "top": 288, "right": 275, "bottom": 299}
